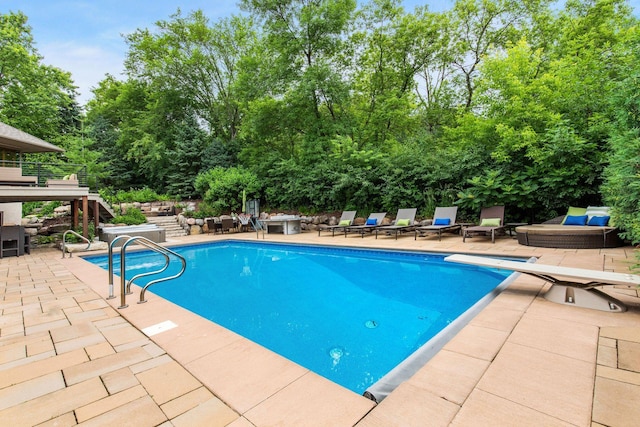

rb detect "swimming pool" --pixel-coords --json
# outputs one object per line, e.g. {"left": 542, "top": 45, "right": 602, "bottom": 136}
{"left": 85, "top": 241, "right": 517, "bottom": 400}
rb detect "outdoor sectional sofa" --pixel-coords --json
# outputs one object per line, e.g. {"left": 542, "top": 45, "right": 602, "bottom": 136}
{"left": 515, "top": 206, "right": 623, "bottom": 249}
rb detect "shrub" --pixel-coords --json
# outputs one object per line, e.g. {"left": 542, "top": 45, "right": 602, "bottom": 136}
{"left": 35, "top": 235, "right": 57, "bottom": 245}
{"left": 22, "top": 201, "right": 42, "bottom": 216}
{"left": 102, "top": 188, "right": 171, "bottom": 205}
{"left": 181, "top": 203, "right": 216, "bottom": 219}
{"left": 110, "top": 207, "right": 147, "bottom": 225}
{"left": 22, "top": 201, "right": 62, "bottom": 217}
{"left": 194, "top": 167, "right": 261, "bottom": 215}
{"left": 40, "top": 201, "right": 63, "bottom": 217}
{"left": 67, "top": 223, "right": 96, "bottom": 242}
{"left": 602, "top": 70, "right": 640, "bottom": 249}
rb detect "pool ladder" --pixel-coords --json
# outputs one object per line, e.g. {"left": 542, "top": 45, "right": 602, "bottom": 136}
{"left": 249, "top": 216, "right": 266, "bottom": 239}
{"left": 106, "top": 235, "right": 186, "bottom": 309}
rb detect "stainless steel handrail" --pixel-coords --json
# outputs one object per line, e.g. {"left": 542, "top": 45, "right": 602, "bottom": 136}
{"left": 61, "top": 230, "right": 91, "bottom": 258}
{"left": 138, "top": 247, "right": 186, "bottom": 304}
{"left": 249, "top": 217, "right": 265, "bottom": 239}
{"left": 107, "top": 235, "right": 132, "bottom": 299}
{"left": 117, "top": 236, "right": 186, "bottom": 309}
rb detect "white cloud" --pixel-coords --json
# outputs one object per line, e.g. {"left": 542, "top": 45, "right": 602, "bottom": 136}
{"left": 39, "top": 41, "right": 126, "bottom": 106}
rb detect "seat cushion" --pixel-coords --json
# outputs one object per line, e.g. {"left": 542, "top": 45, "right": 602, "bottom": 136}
{"left": 586, "top": 206, "right": 610, "bottom": 218}
{"left": 480, "top": 218, "right": 501, "bottom": 227}
{"left": 586, "top": 206, "right": 612, "bottom": 225}
{"left": 561, "top": 206, "right": 587, "bottom": 224}
{"left": 588, "top": 215, "right": 610, "bottom": 226}
{"left": 433, "top": 218, "right": 450, "bottom": 226}
{"left": 564, "top": 215, "right": 588, "bottom": 226}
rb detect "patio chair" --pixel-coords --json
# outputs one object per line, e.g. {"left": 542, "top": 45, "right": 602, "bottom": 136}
{"left": 318, "top": 210, "right": 357, "bottom": 237}
{"left": 220, "top": 217, "right": 235, "bottom": 234}
{"left": 414, "top": 207, "right": 461, "bottom": 241}
{"left": 375, "top": 208, "right": 418, "bottom": 239}
{"left": 206, "top": 218, "right": 219, "bottom": 234}
{"left": 344, "top": 212, "right": 387, "bottom": 238}
{"left": 462, "top": 205, "right": 505, "bottom": 243}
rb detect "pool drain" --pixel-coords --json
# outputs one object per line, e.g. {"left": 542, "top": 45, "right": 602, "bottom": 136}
{"left": 365, "top": 320, "right": 378, "bottom": 329}
{"left": 329, "top": 347, "right": 344, "bottom": 360}
{"left": 329, "top": 347, "right": 345, "bottom": 368}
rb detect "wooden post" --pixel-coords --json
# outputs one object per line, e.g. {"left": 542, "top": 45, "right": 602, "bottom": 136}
{"left": 94, "top": 200, "right": 100, "bottom": 231}
{"left": 82, "top": 196, "right": 89, "bottom": 239}
{"left": 72, "top": 200, "right": 79, "bottom": 229}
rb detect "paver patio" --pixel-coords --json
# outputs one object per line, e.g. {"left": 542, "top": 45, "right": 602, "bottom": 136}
{"left": 1, "top": 229, "right": 638, "bottom": 426}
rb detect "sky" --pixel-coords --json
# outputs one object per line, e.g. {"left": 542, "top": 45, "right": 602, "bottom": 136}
{"left": 2, "top": 0, "right": 638, "bottom": 107}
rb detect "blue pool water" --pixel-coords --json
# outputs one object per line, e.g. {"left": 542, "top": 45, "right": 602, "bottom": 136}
{"left": 85, "top": 242, "right": 512, "bottom": 395}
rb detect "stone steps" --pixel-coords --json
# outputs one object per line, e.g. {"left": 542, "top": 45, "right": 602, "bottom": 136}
{"left": 145, "top": 215, "right": 187, "bottom": 238}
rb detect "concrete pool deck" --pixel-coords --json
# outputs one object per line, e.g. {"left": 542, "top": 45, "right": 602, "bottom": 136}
{"left": 1, "top": 230, "right": 639, "bottom": 426}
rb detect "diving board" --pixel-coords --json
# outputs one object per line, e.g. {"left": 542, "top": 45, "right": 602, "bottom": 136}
{"left": 444, "top": 254, "right": 640, "bottom": 313}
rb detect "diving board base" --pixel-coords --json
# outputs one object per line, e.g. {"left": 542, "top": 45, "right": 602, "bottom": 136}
{"left": 543, "top": 284, "right": 627, "bottom": 313}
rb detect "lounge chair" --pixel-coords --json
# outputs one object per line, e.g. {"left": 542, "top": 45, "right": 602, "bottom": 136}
{"left": 414, "top": 207, "right": 461, "bottom": 241}
{"left": 344, "top": 212, "right": 387, "bottom": 238}
{"left": 318, "top": 211, "right": 357, "bottom": 237}
{"left": 462, "top": 205, "right": 505, "bottom": 243}
{"left": 444, "top": 254, "right": 638, "bottom": 312}
{"left": 374, "top": 208, "right": 418, "bottom": 239}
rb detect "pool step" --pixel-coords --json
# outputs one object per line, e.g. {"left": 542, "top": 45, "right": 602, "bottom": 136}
{"left": 145, "top": 216, "right": 188, "bottom": 238}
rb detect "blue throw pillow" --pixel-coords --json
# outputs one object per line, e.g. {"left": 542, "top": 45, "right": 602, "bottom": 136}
{"left": 588, "top": 215, "right": 610, "bottom": 226}
{"left": 433, "top": 218, "right": 450, "bottom": 225}
{"left": 563, "top": 215, "right": 588, "bottom": 226}
{"left": 365, "top": 218, "right": 378, "bottom": 226}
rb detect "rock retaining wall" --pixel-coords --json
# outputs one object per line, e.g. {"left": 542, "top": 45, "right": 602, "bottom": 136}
{"left": 115, "top": 201, "right": 198, "bottom": 216}
{"left": 175, "top": 212, "right": 425, "bottom": 235}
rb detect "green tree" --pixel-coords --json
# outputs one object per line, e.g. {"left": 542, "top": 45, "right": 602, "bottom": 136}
{"left": 87, "top": 115, "right": 138, "bottom": 190}
{"left": 239, "top": 0, "right": 356, "bottom": 153}
{"left": 61, "top": 133, "right": 109, "bottom": 190}
{"left": 350, "top": 0, "right": 447, "bottom": 146}
{"left": 0, "top": 12, "right": 80, "bottom": 144}
{"left": 448, "top": 0, "right": 546, "bottom": 109}
{"left": 86, "top": 76, "right": 151, "bottom": 189}
{"left": 165, "top": 118, "right": 210, "bottom": 198}
{"left": 125, "top": 10, "right": 255, "bottom": 142}
{"left": 412, "top": 8, "right": 458, "bottom": 134}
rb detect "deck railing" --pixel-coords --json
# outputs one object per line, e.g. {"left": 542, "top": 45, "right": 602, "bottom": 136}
{"left": 0, "top": 160, "right": 88, "bottom": 187}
